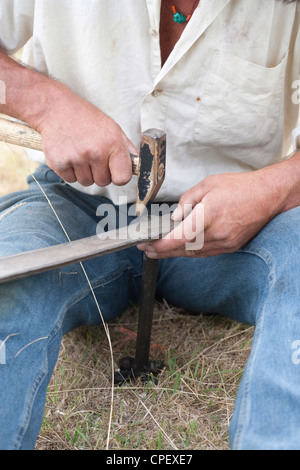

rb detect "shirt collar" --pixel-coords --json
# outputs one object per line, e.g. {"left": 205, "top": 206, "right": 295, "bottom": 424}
{"left": 147, "top": 0, "right": 231, "bottom": 86}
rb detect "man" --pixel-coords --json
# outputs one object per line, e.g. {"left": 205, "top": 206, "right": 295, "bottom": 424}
{"left": 0, "top": 0, "right": 299, "bottom": 450}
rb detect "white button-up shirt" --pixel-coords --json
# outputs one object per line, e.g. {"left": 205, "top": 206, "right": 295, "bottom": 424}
{"left": 0, "top": 0, "right": 299, "bottom": 203}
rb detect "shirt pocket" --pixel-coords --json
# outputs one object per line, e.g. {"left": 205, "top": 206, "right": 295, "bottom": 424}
{"left": 194, "top": 50, "right": 288, "bottom": 149}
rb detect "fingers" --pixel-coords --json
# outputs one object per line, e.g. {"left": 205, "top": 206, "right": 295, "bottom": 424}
{"left": 162, "top": 203, "right": 206, "bottom": 251}
{"left": 172, "top": 181, "right": 209, "bottom": 221}
{"left": 72, "top": 164, "right": 94, "bottom": 186}
{"left": 138, "top": 203, "right": 207, "bottom": 256}
{"left": 140, "top": 241, "right": 237, "bottom": 259}
{"left": 45, "top": 137, "right": 135, "bottom": 187}
{"left": 138, "top": 186, "right": 215, "bottom": 258}
{"left": 72, "top": 150, "right": 132, "bottom": 186}
{"left": 59, "top": 167, "right": 77, "bottom": 184}
{"left": 41, "top": 101, "right": 137, "bottom": 187}
{"left": 90, "top": 162, "right": 112, "bottom": 187}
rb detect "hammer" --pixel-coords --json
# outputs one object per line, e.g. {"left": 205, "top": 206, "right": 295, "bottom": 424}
{"left": 0, "top": 117, "right": 166, "bottom": 215}
{"left": 0, "top": 117, "right": 167, "bottom": 382}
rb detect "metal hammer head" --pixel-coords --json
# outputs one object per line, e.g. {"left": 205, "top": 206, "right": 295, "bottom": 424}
{"left": 134, "top": 128, "right": 166, "bottom": 216}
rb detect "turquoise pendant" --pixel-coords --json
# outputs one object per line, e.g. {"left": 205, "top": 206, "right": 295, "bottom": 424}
{"left": 173, "top": 12, "right": 187, "bottom": 23}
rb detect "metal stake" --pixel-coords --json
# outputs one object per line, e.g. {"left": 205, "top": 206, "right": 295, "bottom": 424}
{"left": 114, "top": 254, "right": 164, "bottom": 384}
{"left": 135, "top": 254, "right": 159, "bottom": 368}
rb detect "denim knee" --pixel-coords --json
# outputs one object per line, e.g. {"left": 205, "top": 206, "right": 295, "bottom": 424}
{"left": 246, "top": 207, "right": 300, "bottom": 270}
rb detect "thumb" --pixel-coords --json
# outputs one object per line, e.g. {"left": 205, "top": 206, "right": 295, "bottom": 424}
{"left": 171, "top": 181, "right": 209, "bottom": 223}
{"left": 169, "top": 202, "right": 206, "bottom": 247}
{"left": 171, "top": 202, "right": 193, "bottom": 222}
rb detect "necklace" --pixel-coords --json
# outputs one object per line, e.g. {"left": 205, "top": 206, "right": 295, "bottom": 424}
{"left": 172, "top": 1, "right": 199, "bottom": 24}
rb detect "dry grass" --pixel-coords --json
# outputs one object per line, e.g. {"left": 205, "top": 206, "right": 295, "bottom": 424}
{"left": 36, "top": 308, "right": 253, "bottom": 450}
{"left": 0, "top": 145, "right": 254, "bottom": 450}
{"left": 0, "top": 142, "right": 38, "bottom": 196}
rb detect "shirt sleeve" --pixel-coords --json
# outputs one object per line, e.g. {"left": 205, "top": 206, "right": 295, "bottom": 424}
{"left": 0, "top": 0, "right": 35, "bottom": 53}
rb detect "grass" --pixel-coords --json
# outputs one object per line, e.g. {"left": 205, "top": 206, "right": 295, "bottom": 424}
{"left": 0, "top": 143, "right": 254, "bottom": 450}
{"left": 0, "top": 142, "right": 38, "bottom": 196}
{"left": 36, "top": 308, "right": 253, "bottom": 450}
{"left": 34, "top": 308, "right": 253, "bottom": 450}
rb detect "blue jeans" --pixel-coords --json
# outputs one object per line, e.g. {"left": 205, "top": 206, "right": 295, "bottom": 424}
{"left": 0, "top": 165, "right": 299, "bottom": 450}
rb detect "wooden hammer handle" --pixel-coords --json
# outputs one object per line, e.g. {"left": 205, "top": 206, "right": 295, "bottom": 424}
{"left": 0, "top": 117, "right": 42, "bottom": 151}
{"left": 0, "top": 117, "right": 139, "bottom": 175}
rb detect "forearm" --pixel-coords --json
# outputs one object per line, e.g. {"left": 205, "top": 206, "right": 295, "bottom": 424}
{"left": 0, "top": 48, "right": 71, "bottom": 131}
{"left": 0, "top": 48, "right": 135, "bottom": 187}
{"left": 259, "top": 150, "right": 300, "bottom": 217}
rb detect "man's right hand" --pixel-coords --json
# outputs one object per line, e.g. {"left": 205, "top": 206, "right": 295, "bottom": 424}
{"left": 36, "top": 88, "right": 138, "bottom": 187}
{"left": 0, "top": 48, "right": 138, "bottom": 188}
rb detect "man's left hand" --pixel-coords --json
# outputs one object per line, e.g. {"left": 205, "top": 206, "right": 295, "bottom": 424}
{"left": 138, "top": 170, "right": 283, "bottom": 258}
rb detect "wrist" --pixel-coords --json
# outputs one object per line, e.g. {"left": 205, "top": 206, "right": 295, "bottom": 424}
{"left": 0, "top": 52, "right": 69, "bottom": 131}
{"left": 25, "top": 78, "right": 73, "bottom": 133}
{"left": 280, "top": 151, "right": 300, "bottom": 212}
{"left": 257, "top": 151, "right": 300, "bottom": 216}
{"left": 7, "top": 70, "right": 67, "bottom": 132}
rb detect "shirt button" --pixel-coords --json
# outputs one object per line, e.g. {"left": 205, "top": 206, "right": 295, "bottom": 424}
{"left": 149, "top": 28, "right": 158, "bottom": 36}
{"left": 152, "top": 88, "right": 163, "bottom": 97}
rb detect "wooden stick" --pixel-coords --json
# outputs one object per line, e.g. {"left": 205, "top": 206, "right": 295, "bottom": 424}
{"left": 0, "top": 117, "right": 43, "bottom": 151}
{"left": 0, "top": 214, "right": 174, "bottom": 284}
